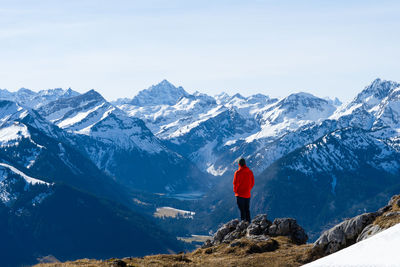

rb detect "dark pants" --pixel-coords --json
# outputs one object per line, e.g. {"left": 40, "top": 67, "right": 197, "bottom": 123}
{"left": 236, "top": 196, "right": 250, "bottom": 222}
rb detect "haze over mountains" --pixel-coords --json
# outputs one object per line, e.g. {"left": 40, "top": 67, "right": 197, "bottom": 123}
{"left": 0, "top": 78, "right": 399, "bottom": 266}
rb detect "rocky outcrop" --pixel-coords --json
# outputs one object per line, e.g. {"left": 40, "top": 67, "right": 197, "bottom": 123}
{"left": 388, "top": 194, "right": 400, "bottom": 206}
{"left": 312, "top": 194, "right": 400, "bottom": 256}
{"left": 312, "top": 212, "right": 377, "bottom": 255}
{"left": 356, "top": 224, "right": 383, "bottom": 242}
{"left": 202, "top": 214, "right": 308, "bottom": 248}
{"left": 268, "top": 218, "right": 308, "bottom": 244}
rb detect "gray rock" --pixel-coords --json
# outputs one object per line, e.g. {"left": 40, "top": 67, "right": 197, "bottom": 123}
{"left": 268, "top": 218, "right": 308, "bottom": 244}
{"left": 222, "top": 220, "right": 248, "bottom": 243}
{"left": 357, "top": 224, "right": 383, "bottom": 242}
{"left": 237, "top": 220, "right": 250, "bottom": 231}
{"left": 202, "top": 214, "right": 307, "bottom": 248}
{"left": 269, "top": 218, "right": 292, "bottom": 236}
{"left": 252, "top": 214, "right": 271, "bottom": 227}
{"left": 246, "top": 214, "right": 272, "bottom": 236}
{"left": 223, "top": 230, "right": 244, "bottom": 243}
{"left": 313, "top": 212, "right": 377, "bottom": 255}
{"left": 247, "top": 223, "right": 263, "bottom": 236}
{"left": 211, "top": 219, "right": 239, "bottom": 244}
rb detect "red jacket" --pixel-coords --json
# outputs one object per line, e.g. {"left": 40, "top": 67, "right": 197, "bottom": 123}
{"left": 233, "top": 165, "right": 254, "bottom": 198}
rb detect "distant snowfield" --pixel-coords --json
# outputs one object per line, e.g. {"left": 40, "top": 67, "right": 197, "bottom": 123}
{"left": 153, "top": 206, "right": 195, "bottom": 219}
{"left": 304, "top": 223, "right": 400, "bottom": 266}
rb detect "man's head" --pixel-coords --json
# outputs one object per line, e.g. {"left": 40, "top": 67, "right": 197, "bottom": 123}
{"left": 238, "top": 158, "right": 246, "bottom": 167}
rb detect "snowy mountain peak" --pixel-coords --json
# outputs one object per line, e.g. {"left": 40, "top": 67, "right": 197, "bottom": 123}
{"left": 249, "top": 93, "right": 269, "bottom": 99}
{"left": 37, "top": 87, "right": 79, "bottom": 98}
{"left": 17, "top": 87, "right": 35, "bottom": 94}
{"left": 65, "top": 87, "right": 78, "bottom": 95}
{"left": 285, "top": 92, "right": 318, "bottom": 100}
{"left": 37, "top": 89, "right": 109, "bottom": 129}
{"left": 247, "top": 94, "right": 276, "bottom": 105}
{"left": 247, "top": 92, "right": 336, "bottom": 142}
{"left": 131, "top": 80, "right": 189, "bottom": 106}
{"left": 16, "top": 88, "right": 36, "bottom": 100}
{"left": 81, "top": 89, "right": 105, "bottom": 101}
{"left": 279, "top": 92, "right": 332, "bottom": 110}
{"left": 38, "top": 88, "right": 64, "bottom": 96}
{"left": 215, "top": 92, "right": 229, "bottom": 98}
{"left": 158, "top": 79, "right": 174, "bottom": 87}
{"left": 353, "top": 78, "right": 400, "bottom": 105}
{"left": 231, "top": 93, "right": 246, "bottom": 100}
{"left": 324, "top": 97, "right": 342, "bottom": 106}
{"left": 331, "top": 79, "right": 400, "bottom": 120}
{"left": 214, "top": 92, "right": 231, "bottom": 104}
{"left": 0, "top": 87, "right": 81, "bottom": 109}
{"left": 38, "top": 91, "right": 166, "bottom": 154}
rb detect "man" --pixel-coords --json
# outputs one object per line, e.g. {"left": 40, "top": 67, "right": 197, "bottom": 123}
{"left": 233, "top": 158, "right": 255, "bottom": 222}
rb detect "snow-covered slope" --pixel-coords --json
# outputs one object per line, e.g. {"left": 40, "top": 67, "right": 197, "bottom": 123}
{"left": 168, "top": 108, "right": 260, "bottom": 176}
{"left": 0, "top": 100, "right": 61, "bottom": 169}
{"left": 0, "top": 99, "right": 134, "bottom": 204}
{"left": 0, "top": 162, "right": 53, "bottom": 207}
{"left": 117, "top": 80, "right": 336, "bottom": 176}
{"left": 39, "top": 89, "right": 163, "bottom": 153}
{"left": 179, "top": 92, "right": 336, "bottom": 175}
{"left": 118, "top": 91, "right": 221, "bottom": 140}
{"left": 305, "top": 223, "right": 400, "bottom": 266}
{"left": 39, "top": 90, "right": 211, "bottom": 193}
{"left": 0, "top": 87, "right": 79, "bottom": 109}
{"left": 247, "top": 92, "right": 336, "bottom": 142}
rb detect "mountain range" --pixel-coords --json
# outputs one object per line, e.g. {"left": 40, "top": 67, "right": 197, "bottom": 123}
{"left": 113, "top": 78, "right": 400, "bottom": 239}
{"left": 0, "top": 78, "right": 399, "bottom": 265}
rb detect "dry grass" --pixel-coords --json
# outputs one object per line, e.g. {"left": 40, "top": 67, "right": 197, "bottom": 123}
{"left": 34, "top": 237, "right": 315, "bottom": 267}
{"left": 373, "top": 195, "right": 400, "bottom": 229}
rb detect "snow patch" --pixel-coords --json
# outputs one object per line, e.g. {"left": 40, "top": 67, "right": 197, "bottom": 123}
{"left": 0, "top": 163, "right": 51, "bottom": 188}
{"left": 57, "top": 103, "right": 105, "bottom": 128}
{"left": 0, "top": 123, "right": 30, "bottom": 145}
{"left": 153, "top": 206, "right": 195, "bottom": 219}
{"left": 207, "top": 164, "right": 228, "bottom": 176}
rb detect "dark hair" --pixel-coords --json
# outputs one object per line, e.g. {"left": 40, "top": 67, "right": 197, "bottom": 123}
{"left": 238, "top": 158, "right": 246, "bottom": 167}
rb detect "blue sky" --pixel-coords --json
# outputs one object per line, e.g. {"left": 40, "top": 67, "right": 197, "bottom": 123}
{"left": 0, "top": 0, "right": 399, "bottom": 101}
